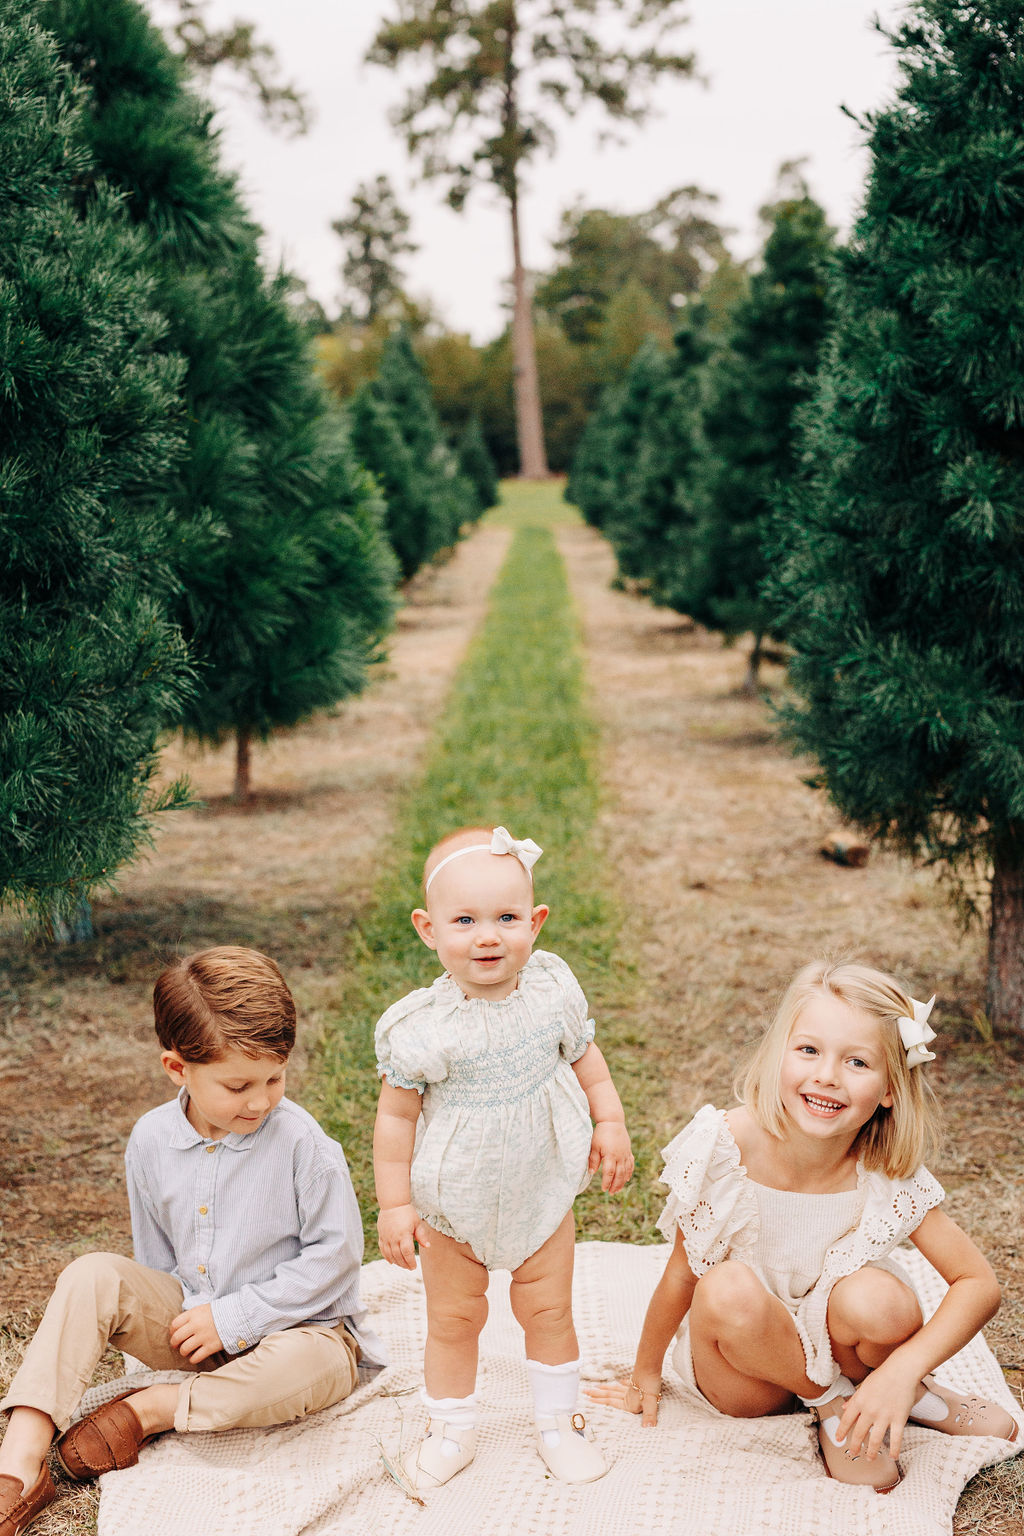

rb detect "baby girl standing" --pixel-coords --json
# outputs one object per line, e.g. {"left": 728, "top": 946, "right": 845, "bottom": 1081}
{"left": 373, "top": 825, "right": 633, "bottom": 1490}
{"left": 589, "top": 958, "right": 1018, "bottom": 1491}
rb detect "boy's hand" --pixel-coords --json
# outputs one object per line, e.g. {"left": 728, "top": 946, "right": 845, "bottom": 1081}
{"left": 588, "top": 1121, "right": 634, "bottom": 1193}
{"left": 169, "top": 1304, "right": 225, "bottom": 1364}
{"left": 378, "top": 1203, "right": 431, "bottom": 1270}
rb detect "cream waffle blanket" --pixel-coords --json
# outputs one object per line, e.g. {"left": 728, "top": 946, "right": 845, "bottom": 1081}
{"left": 84, "top": 1242, "right": 1021, "bottom": 1536}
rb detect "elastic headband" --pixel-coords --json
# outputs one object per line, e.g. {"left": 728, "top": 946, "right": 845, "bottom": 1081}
{"left": 424, "top": 826, "right": 542, "bottom": 894}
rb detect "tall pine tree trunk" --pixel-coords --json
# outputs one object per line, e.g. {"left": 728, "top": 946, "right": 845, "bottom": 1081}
{"left": 987, "top": 831, "right": 1024, "bottom": 1037}
{"left": 234, "top": 727, "right": 252, "bottom": 805}
{"left": 508, "top": 186, "right": 548, "bottom": 480}
{"left": 50, "top": 895, "right": 95, "bottom": 945}
{"left": 742, "top": 632, "right": 765, "bottom": 696}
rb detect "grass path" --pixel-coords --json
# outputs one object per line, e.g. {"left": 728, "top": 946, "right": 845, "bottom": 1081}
{"left": 309, "top": 482, "right": 655, "bottom": 1248}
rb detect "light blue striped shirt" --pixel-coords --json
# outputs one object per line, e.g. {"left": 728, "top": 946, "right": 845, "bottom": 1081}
{"left": 125, "top": 1090, "right": 385, "bottom": 1364}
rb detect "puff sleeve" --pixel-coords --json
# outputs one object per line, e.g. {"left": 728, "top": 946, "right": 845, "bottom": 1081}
{"left": 655, "top": 1105, "right": 759, "bottom": 1275}
{"left": 530, "top": 950, "right": 596, "bottom": 1064}
{"left": 374, "top": 987, "right": 452, "bottom": 1093}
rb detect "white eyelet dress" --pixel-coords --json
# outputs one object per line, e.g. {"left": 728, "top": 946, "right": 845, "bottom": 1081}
{"left": 375, "top": 949, "right": 595, "bottom": 1272}
{"left": 656, "top": 1105, "right": 945, "bottom": 1394}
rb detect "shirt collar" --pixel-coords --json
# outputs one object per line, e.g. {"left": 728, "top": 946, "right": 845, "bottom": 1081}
{"left": 166, "top": 1086, "right": 264, "bottom": 1152}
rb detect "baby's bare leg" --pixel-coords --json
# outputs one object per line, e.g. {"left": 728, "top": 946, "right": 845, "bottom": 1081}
{"left": 418, "top": 1229, "right": 489, "bottom": 1398}
{"left": 689, "top": 1260, "right": 810, "bottom": 1415}
{"left": 509, "top": 1213, "right": 578, "bottom": 1364}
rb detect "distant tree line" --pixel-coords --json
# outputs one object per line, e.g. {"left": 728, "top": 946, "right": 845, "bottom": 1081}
{"left": 320, "top": 177, "right": 741, "bottom": 478}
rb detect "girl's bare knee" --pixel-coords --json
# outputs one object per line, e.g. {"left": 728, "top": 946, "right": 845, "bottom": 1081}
{"left": 830, "top": 1268, "right": 921, "bottom": 1345}
{"left": 692, "top": 1261, "right": 770, "bottom": 1333}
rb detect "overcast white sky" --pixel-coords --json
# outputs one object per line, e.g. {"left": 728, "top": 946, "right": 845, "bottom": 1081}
{"left": 149, "top": 0, "right": 909, "bottom": 340}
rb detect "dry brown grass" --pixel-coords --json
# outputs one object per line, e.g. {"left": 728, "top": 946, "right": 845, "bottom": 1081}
{"left": 1, "top": 507, "right": 1020, "bottom": 1530}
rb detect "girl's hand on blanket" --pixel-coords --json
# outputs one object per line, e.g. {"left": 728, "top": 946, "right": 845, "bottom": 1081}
{"left": 585, "top": 1374, "right": 662, "bottom": 1426}
{"left": 589, "top": 1121, "right": 634, "bottom": 1193}
{"left": 836, "top": 1358, "right": 919, "bottom": 1462}
{"left": 169, "top": 1304, "right": 224, "bottom": 1364}
{"left": 378, "top": 1202, "right": 431, "bottom": 1269}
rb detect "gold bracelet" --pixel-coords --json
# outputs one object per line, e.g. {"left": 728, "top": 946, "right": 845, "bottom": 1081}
{"left": 628, "top": 1374, "right": 662, "bottom": 1405}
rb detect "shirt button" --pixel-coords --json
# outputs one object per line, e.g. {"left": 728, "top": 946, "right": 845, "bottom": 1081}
{"left": 199, "top": 1206, "right": 208, "bottom": 1215}
{"left": 197, "top": 1264, "right": 206, "bottom": 1274}
{"left": 206, "top": 1145, "right": 218, "bottom": 1154}
{"left": 237, "top": 1339, "right": 247, "bottom": 1350}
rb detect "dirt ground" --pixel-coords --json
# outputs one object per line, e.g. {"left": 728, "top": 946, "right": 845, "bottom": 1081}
{"left": 1, "top": 512, "right": 1021, "bottom": 1533}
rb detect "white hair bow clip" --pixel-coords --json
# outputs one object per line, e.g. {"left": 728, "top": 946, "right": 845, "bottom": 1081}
{"left": 425, "top": 826, "right": 543, "bottom": 893}
{"left": 489, "top": 825, "right": 543, "bottom": 873}
{"left": 897, "top": 994, "right": 937, "bottom": 1068}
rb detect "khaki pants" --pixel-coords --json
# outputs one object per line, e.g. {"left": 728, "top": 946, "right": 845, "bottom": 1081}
{"left": 0, "top": 1252, "right": 359, "bottom": 1434}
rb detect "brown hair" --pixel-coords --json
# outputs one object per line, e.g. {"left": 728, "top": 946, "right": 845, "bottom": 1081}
{"left": 738, "top": 958, "right": 942, "bottom": 1178}
{"left": 153, "top": 946, "right": 296, "bottom": 1063}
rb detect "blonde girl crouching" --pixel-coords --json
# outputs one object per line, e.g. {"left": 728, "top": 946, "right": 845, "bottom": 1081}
{"left": 588, "top": 958, "right": 1018, "bottom": 1492}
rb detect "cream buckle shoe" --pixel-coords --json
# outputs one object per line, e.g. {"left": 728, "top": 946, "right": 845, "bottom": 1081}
{"left": 405, "top": 1419, "right": 477, "bottom": 1491}
{"left": 535, "top": 1411, "right": 607, "bottom": 1483}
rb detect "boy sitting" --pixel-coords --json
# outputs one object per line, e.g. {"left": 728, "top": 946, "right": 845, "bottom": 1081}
{"left": 0, "top": 946, "right": 383, "bottom": 1535}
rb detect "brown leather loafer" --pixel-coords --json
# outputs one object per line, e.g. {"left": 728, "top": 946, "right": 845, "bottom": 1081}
{"left": 0, "top": 1465, "right": 56, "bottom": 1535}
{"left": 54, "top": 1392, "right": 155, "bottom": 1482}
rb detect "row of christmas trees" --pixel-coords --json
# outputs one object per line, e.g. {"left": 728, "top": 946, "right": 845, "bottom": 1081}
{"left": 0, "top": 0, "right": 496, "bottom": 938}
{"left": 570, "top": 0, "right": 1024, "bottom": 1030}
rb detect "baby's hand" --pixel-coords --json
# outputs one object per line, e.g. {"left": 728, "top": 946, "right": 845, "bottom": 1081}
{"left": 169, "top": 1303, "right": 224, "bottom": 1364}
{"left": 589, "top": 1120, "right": 634, "bottom": 1193}
{"left": 377, "top": 1203, "right": 431, "bottom": 1270}
{"left": 585, "top": 1373, "right": 662, "bottom": 1426}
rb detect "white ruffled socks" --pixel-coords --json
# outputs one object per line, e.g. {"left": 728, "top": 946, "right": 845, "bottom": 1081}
{"left": 527, "top": 1357, "right": 607, "bottom": 1484}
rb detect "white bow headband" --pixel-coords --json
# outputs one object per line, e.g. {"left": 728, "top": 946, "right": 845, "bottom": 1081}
{"left": 424, "top": 826, "right": 543, "bottom": 894}
{"left": 897, "top": 994, "right": 937, "bottom": 1069}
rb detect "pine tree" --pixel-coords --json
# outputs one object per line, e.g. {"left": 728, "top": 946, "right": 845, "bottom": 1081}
{"left": 347, "top": 384, "right": 443, "bottom": 580}
{"left": 0, "top": 0, "right": 193, "bottom": 933}
{"left": 696, "top": 184, "right": 834, "bottom": 689}
{"left": 45, "top": 0, "right": 397, "bottom": 802}
{"left": 606, "top": 320, "right": 711, "bottom": 603}
{"left": 565, "top": 380, "right": 626, "bottom": 530}
{"left": 456, "top": 416, "right": 499, "bottom": 517}
{"left": 370, "top": 328, "right": 476, "bottom": 559}
{"left": 767, "top": 0, "right": 1024, "bottom": 1033}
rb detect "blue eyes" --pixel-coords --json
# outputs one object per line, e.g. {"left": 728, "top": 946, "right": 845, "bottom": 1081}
{"left": 454, "top": 914, "right": 518, "bottom": 925}
{"left": 796, "top": 1046, "right": 871, "bottom": 1069}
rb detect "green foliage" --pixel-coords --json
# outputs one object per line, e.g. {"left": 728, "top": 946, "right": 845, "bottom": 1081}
{"left": 0, "top": 0, "right": 194, "bottom": 927}
{"left": 46, "top": 0, "right": 397, "bottom": 761}
{"left": 693, "top": 186, "right": 835, "bottom": 644}
{"left": 367, "top": 0, "right": 695, "bottom": 212}
{"left": 332, "top": 174, "right": 417, "bottom": 324}
{"left": 367, "top": 328, "right": 477, "bottom": 568}
{"left": 536, "top": 188, "right": 726, "bottom": 346}
{"left": 347, "top": 384, "right": 447, "bottom": 580}
{"left": 766, "top": 0, "right": 1024, "bottom": 892}
{"left": 456, "top": 416, "right": 500, "bottom": 516}
{"left": 162, "top": 0, "right": 311, "bottom": 134}
{"left": 569, "top": 319, "right": 710, "bottom": 603}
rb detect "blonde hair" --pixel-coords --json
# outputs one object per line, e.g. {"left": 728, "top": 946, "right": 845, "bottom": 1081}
{"left": 153, "top": 946, "right": 296, "bottom": 1063}
{"left": 739, "top": 958, "right": 941, "bottom": 1178}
